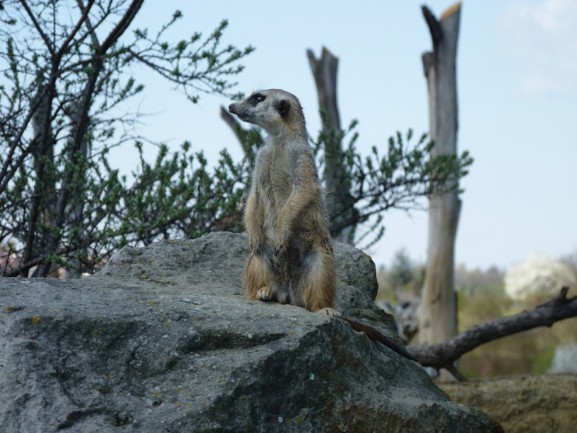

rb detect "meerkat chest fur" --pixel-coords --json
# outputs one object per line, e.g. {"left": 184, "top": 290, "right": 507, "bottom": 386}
{"left": 254, "top": 138, "right": 316, "bottom": 237}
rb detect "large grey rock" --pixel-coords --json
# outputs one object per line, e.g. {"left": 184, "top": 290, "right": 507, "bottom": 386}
{"left": 98, "top": 232, "right": 397, "bottom": 337}
{"left": 0, "top": 232, "right": 501, "bottom": 432}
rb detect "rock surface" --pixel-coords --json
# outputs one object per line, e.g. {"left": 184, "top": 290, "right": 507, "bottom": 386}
{"left": 0, "top": 232, "right": 501, "bottom": 432}
{"left": 440, "top": 374, "right": 577, "bottom": 433}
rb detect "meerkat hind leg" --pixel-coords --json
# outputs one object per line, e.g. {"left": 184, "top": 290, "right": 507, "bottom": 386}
{"left": 244, "top": 253, "right": 269, "bottom": 300}
{"left": 299, "top": 248, "right": 338, "bottom": 315}
{"left": 257, "top": 286, "right": 291, "bottom": 304}
{"left": 256, "top": 286, "right": 273, "bottom": 301}
{"left": 245, "top": 251, "right": 291, "bottom": 304}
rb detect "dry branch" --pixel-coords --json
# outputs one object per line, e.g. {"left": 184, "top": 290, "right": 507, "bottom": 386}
{"left": 220, "top": 106, "right": 249, "bottom": 147}
{"left": 220, "top": 105, "right": 263, "bottom": 161}
{"left": 408, "top": 287, "right": 577, "bottom": 374}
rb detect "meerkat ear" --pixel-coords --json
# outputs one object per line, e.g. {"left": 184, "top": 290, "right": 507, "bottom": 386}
{"left": 277, "top": 99, "right": 290, "bottom": 118}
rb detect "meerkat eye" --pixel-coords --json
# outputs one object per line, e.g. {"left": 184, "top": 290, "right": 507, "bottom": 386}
{"left": 250, "top": 93, "right": 265, "bottom": 105}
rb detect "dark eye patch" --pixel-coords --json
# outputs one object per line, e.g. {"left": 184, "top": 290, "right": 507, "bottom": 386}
{"left": 250, "top": 93, "right": 265, "bottom": 105}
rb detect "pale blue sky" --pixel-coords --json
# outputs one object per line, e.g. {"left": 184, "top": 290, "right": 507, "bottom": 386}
{"left": 115, "top": 0, "right": 577, "bottom": 270}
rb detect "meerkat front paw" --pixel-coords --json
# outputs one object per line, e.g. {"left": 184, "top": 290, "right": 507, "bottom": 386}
{"left": 274, "top": 243, "right": 287, "bottom": 258}
{"left": 274, "top": 229, "right": 289, "bottom": 256}
{"left": 256, "top": 286, "right": 274, "bottom": 301}
{"left": 315, "top": 307, "right": 341, "bottom": 317}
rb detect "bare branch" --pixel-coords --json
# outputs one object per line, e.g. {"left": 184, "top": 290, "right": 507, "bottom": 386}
{"left": 49, "top": 0, "right": 99, "bottom": 64}
{"left": 408, "top": 287, "right": 577, "bottom": 371}
{"left": 4, "top": 236, "right": 96, "bottom": 277}
{"left": 99, "top": 0, "right": 144, "bottom": 54}
{"left": 220, "top": 105, "right": 252, "bottom": 151}
{"left": 18, "top": 0, "right": 55, "bottom": 55}
{"left": 220, "top": 105, "right": 263, "bottom": 164}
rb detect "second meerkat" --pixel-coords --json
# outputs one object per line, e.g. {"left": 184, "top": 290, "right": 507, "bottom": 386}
{"left": 229, "top": 89, "right": 337, "bottom": 315}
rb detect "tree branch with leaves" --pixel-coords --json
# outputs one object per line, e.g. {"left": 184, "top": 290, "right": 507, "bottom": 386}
{"left": 0, "top": 0, "right": 253, "bottom": 276}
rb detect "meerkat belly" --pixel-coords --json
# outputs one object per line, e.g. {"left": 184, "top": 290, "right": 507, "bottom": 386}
{"left": 259, "top": 162, "right": 295, "bottom": 240}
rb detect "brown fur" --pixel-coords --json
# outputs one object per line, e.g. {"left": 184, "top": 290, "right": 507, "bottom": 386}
{"left": 229, "top": 89, "right": 337, "bottom": 315}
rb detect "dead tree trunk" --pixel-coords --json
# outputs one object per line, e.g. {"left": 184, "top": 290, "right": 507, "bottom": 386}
{"left": 307, "top": 47, "right": 357, "bottom": 244}
{"left": 417, "top": 2, "right": 462, "bottom": 347}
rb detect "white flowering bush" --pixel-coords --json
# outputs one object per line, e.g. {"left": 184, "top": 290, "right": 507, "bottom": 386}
{"left": 504, "top": 255, "right": 576, "bottom": 300}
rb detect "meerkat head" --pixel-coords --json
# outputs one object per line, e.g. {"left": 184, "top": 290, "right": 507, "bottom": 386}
{"left": 228, "top": 89, "right": 306, "bottom": 138}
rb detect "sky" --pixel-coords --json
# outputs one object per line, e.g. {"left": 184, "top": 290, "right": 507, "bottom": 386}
{"left": 113, "top": 0, "right": 577, "bottom": 271}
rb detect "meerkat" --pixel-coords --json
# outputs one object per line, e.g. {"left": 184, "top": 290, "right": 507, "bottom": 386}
{"left": 229, "top": 89, "right": 337, "bottom": 315}
{"left": 229, "top": 89, "right": 418, "bottom": 363}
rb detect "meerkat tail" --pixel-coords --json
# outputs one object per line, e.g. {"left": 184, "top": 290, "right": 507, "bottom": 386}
{"left": 338, "top": 316, "right": 419, "bottom": 363}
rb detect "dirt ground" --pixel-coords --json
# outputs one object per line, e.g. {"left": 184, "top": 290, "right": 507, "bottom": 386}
{"left": 440, "top": 374, "right": 577, "bottom": 433}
